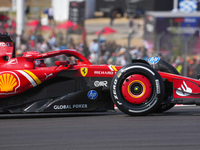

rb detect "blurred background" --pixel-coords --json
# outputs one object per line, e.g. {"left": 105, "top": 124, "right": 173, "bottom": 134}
{"left": 0, "top": 0, "right": 200, "bottom": 78}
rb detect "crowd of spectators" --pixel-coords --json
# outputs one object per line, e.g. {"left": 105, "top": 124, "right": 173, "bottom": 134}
{"left": 10, "top": 30, "right": 150, "bottom": 66}
{"left": 172, "top": 56, "right": 200, "bottom": 78}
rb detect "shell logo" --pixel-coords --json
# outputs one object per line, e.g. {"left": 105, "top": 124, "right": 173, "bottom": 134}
{"left": 0, "top": 72, "right": 19, "bottom": 93}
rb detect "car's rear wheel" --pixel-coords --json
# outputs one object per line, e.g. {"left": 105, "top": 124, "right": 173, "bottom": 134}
{"left": 110, "top": 63, "right": 165, "bottom": 116}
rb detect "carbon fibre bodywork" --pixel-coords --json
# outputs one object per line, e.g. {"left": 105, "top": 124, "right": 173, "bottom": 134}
{"left": 0, "top": 34, "right": 121, "bottom": 113}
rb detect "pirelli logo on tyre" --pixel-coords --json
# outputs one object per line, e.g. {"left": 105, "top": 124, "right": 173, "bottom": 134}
{"left": 117, "top": 72, "right": 122, "bottom": 78}
{"left": 113, "top": 78, "right": 118, "bottom": 100}
{"left": 155, "top": 79, "right": 160, "bottom": 94}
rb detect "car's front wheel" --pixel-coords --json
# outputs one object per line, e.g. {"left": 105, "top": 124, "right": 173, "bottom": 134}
{"left": 110, "top": 63, "right": 165, "bottom": 116}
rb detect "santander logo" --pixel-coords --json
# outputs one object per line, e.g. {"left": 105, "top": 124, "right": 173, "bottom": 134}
{"left": 176, "top": 81, "right": 192, "bottom": 96}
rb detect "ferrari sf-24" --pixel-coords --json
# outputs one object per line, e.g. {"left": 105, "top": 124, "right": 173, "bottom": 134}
{"left": 0, "top": 33, "right": 199, "bottom": 116}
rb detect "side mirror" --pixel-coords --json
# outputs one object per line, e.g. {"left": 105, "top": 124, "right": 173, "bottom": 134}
{"left": 55, "top": 61, "right": 69, "bottom": 66}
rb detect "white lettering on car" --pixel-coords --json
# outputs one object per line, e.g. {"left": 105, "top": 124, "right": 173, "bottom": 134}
{"left": 72, "top": 104, "right": 87, "bottom": 109}
{"left": 94, "top": 71, "right": 114, "bottom": 75}
{"left": 54, "top": 105, "right": 72, "bottom": 110}
{"left": 53, "top": 104, "right": 88, "bottom": 110}
{"left": 0, "top": 42, "right": 10, "bottom": 47}
{"left": 94, "top": 81, "right": 108, "bottom": 87}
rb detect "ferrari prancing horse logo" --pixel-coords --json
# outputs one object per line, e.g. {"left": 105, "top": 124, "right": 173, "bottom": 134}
{"left": 80, "top": 67, "right": 88, "bottom": 77}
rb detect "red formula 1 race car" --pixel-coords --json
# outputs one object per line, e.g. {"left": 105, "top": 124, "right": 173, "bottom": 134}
{"left": 0, "top": 33, "right": 200, "bottom": 116}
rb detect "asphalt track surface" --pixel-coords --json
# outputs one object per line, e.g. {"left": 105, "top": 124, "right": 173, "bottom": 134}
{"left": 1, "top": 106, "right": 200, "bottom": 150}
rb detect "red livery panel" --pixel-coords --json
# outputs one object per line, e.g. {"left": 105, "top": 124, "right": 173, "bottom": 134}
{"left": 173, "top": 78, "right": 200, "bottom": 99}
{"left": 0, "top": 69, "right": 59, "bottom": 98}
{"left": 76, "top": 65, "right": 121, "bottom": 77}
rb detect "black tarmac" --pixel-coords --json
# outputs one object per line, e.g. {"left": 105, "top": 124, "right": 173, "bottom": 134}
{"left": 1, "top": 106, "right": 200, "bottom": 150}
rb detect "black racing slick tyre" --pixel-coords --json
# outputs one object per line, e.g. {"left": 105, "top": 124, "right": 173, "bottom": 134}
{"left": 153, "top": 59, "right": 180, "bottom": 112}
{"left": 110, "top": 63, "right": 165, "bottom": 116}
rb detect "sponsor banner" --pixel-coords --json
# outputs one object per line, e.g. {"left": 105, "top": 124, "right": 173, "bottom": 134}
{"left": 144, "top": 12, "right": 200, "bottom": 55}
